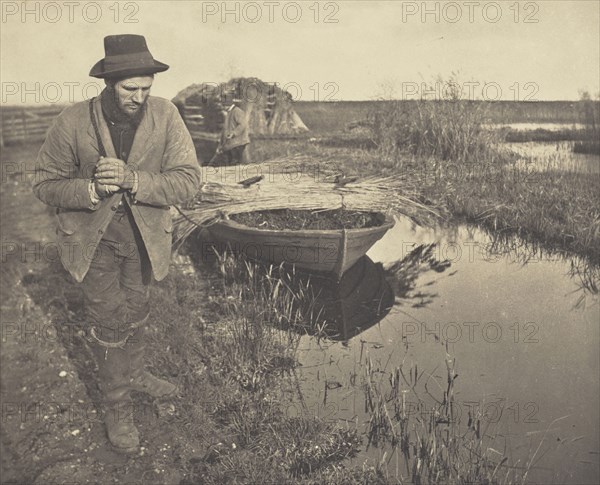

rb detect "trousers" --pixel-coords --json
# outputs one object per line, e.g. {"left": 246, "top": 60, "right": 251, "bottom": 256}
{"left": 224, "top": 143, "right": 250, "bottom": 165}
{"left": 81, "top": 201, "right": 151, "bottom": 345}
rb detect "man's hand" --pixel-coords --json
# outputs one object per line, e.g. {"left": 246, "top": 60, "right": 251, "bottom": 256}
{"left": 94, "top": 180, "right": 120, "bottom": 198}
{"left": 95, "top": 157, "right": 135, "bottom": 190}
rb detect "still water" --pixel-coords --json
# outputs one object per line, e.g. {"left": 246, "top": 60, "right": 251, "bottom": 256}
{"left": 488, "top": 123, "right": 587, "bottom": 132}
{"left": 291, "top": 217, "right": 599, "bottom": 484}
{"left": 506, "top": 141, "right": 600, "bottom": 174}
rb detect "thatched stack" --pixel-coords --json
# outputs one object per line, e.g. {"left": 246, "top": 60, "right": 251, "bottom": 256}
{"left": 172, "top": 77, "right": 309, "bottom": 137}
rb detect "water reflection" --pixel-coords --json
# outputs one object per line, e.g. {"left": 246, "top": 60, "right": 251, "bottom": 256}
{"left": 385, "top": 243, "right": 453, "bottom": 308}
{"left": 287, "top": 241, "right": 455, "bottom": 342}
{"left": 297, "top": 256, "right": 395, "bottom": 342}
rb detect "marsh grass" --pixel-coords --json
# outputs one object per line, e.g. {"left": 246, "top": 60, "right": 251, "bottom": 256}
{"left": 359, "top": 347, "right": 525, "bottom": 485}
{"left": 210, "top": 250, "right": 325, "bottom": 388}
{"left": 445, "top": 162, "right": 600, "bottom": 266}
{"left": 368, "top": 77, "right": 503, "bottom": 167}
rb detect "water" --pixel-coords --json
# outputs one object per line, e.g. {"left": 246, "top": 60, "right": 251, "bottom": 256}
{"left": 487, "top": 123, "right": 586, "bottom": 132}
{"left": 506, "top": 141, "right": 600, "bottom": 174}
{"left": 484, "top": 121, "right": 600, "bottom": 174}
{"left": 291, "top": 217, "right": 600, "bottom": 484}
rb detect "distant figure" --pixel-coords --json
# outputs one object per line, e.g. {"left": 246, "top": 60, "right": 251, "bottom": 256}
{"left": 219, "top": 97, "right": 251, "bottom": 165}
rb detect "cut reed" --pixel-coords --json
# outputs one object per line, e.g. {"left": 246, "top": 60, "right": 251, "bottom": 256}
{"left": 173, "top": 155, "right": 441, "bottom": 245}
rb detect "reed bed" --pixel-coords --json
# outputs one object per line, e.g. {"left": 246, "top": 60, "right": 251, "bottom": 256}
{"left": 173, "top": 155, "right": 441, "bottom": 245}
{"left": 367, "top": 76, "right": 503, "bottom": 166}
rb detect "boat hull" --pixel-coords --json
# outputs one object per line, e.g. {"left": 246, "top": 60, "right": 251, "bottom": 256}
{"left": 207, "top": 212, "right": 395, "bottom": 276}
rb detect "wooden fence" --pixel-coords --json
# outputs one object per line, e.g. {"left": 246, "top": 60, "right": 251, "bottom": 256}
{"left": 0, "top": 105, "right": 65, "bottom": 147}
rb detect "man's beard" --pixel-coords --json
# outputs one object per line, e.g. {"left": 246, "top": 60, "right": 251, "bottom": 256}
{"left": 117, "top": 97, "right": 146, "bottom": 122}
{"left": 119, "top": 99, "right": 143, "bottom": 118}
{"left": 104, "top": 85, "right": 146, "bottom": 125}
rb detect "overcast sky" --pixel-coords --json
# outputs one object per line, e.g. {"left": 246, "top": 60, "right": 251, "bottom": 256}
{"left": 1, "top": 0, "right": 599, "bottom": 104}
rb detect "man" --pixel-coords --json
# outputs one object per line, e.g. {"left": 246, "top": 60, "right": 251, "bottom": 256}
{"left": 33, "top": 34, "right": 202, "bottom": 453}
{"left": 216, "top": 96, "right": 251, "bottom": 165}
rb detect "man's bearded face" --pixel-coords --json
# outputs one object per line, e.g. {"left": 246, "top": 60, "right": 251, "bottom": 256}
{"left": 112, "top": 76, "right": 154, "bottom": 117}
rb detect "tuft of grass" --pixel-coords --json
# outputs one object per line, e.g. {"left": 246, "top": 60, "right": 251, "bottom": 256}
{"left": 209, "top": 250, "right": 321, "bottom": 389}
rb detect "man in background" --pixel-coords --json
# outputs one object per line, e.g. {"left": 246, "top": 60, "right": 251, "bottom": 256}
{"left": 218, "top": 95, "right": 251, "bottom": 165}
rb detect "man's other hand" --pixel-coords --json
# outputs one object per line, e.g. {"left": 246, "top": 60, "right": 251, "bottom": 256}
{"left": 95, "top": 157, "right": 135, "bottom": 190}
{"left": 94, "top": 180, "right": 121, "bottom": 198}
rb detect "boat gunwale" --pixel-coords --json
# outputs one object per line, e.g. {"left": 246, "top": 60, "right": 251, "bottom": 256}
{"left": 213, "top": 211, "right": 396, "bottom": 236}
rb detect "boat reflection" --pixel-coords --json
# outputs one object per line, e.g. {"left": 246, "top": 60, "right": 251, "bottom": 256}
{"left": 297, "top": 256, "right": 395, "bottom": 342}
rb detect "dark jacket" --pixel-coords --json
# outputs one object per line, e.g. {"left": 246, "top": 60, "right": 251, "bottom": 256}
{"left": 33, "top": 95, "right": 201, "bottom": 282}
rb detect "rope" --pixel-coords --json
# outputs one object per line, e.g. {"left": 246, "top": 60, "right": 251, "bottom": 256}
{"left": 89, "top": 98, "right": 107, "bottom": 158}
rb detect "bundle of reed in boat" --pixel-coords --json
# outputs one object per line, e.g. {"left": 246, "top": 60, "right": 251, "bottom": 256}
{"left": 173, "top": 157, "right": 440, "bottom": 244}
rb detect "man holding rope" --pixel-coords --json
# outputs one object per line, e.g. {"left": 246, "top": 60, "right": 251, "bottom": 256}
{"left": 33, "top": 34, "right": 202, "bottom": 453}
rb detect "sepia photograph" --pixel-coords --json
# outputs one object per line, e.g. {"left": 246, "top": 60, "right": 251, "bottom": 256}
{"left": 1, "top": 1, "right": 598, "bottom": 484}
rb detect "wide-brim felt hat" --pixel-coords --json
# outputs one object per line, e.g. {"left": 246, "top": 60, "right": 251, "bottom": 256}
{"left": 90, "top": 34, "right": 169, "bottom": 79}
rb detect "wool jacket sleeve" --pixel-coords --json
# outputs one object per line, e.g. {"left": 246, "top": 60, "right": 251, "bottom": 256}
{"left": 134, "top": 105, "right": 202, "bottom": 206}
{"left": 32, "top": 110, "right": 98, "bottom": 210}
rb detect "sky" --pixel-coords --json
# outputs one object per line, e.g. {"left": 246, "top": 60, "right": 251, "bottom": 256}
{"left": 1, "top": 0, "right": 599, "bottom": 104}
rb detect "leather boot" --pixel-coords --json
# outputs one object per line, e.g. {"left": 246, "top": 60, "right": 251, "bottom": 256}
{"left": 89, "top": 336, "right": 140, "bottom": 454}
{"left": 127, "top": 326, "right": 177, "bottom": 398}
